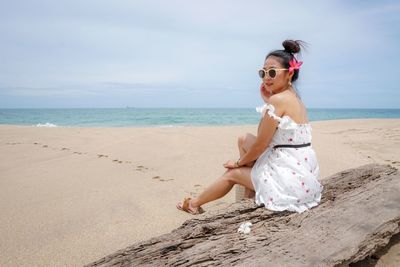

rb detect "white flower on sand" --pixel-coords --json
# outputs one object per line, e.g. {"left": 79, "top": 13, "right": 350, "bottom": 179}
{"left": 238, "top": 221, "right": 252, "bottom": 234}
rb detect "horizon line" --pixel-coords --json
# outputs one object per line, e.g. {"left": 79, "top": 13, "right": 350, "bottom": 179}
{"left": 1, "top": 107, "right": 400, "bottom": 109}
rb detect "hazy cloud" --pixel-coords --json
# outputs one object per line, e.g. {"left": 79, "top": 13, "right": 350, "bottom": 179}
{"left": 0, "top": 0, "right": 399, "bottom": 107}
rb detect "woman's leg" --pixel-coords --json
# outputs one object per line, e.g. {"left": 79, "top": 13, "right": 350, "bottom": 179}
{"left": 238, "top": 133, "right": 257, "bottom": 198}
{"left": 190, "top": 166, "right": 254, "bottom": 209}
{"left": 178, "top": 134, "right": 257, "bottom": 213}
{"left": 238, "top": 133, "right": 257, "bottom": 167}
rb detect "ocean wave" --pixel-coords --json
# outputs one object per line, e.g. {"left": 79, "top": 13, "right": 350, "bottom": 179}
{"left": 36, "top": 122, "right": 58, "bottom": 127}
{"left": 158, "top": 125, "right": 185, "bottom": 128}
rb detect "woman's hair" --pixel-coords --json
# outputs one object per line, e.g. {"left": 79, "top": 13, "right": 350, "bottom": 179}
{"left": 265, "top": 40, "right": 306, "bottom": 83}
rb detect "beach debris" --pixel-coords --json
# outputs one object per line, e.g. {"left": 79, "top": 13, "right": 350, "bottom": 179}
{"left": 238, "top": 221, "right": 252, "bottom": 234}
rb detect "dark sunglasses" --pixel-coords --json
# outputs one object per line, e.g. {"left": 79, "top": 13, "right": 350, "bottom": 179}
{"left": 258, "top": 68, "right": 288, "bottom": 79}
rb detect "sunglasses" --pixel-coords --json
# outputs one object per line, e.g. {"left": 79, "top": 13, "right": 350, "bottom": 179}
{"left": 258, "top": 68, "right": 288, "bottom": 79}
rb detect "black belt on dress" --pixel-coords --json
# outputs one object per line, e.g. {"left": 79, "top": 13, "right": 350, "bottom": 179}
{"left": 273, "top": 143, "right": 311, "bottom": 149}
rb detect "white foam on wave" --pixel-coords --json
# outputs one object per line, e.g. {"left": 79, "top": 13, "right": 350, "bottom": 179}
{"left": 158, "top": 125, "right": 185, "bottom": 128}
{"left": 36, "top": 122, "right": 58, "bottom": 127}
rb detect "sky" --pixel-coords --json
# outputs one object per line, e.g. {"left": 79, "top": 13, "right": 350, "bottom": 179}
{"left": 0, "top": 0, "right": 399, "bottom": 108}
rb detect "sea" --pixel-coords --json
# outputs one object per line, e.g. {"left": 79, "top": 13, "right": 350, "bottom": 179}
{"left": 0, "top": 108, "right": 399, "bottom": 127}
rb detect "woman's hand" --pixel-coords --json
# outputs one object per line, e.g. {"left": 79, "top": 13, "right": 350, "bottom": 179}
{"left": 223, "top": 160, "right": 238, "bottom": 169}
{"left": 260, "top": 83, "right": 270, "bottom": 103}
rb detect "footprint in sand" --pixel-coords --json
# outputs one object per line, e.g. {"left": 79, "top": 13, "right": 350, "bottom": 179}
{"left": 385, "top": 159, "right": 400, "bottom": 166}
{"left": 73, "top": 151, "right": 83, "bottom": 155}
{"left": 61, "top": 147, "right": 70, "bottom": 151}
{"left": 152, "top": 176, "right": 174, "bottom": 182}
{"left": 184, "top": 190, "right": 197, "bottom": 197}
{"left": 105, "top": 157, "right": 131, "bottom": 163}
{"left": 136, "top": 165, "right": 149, "bottom": 171}
{"left": 42, "top": 145, "right": 48, "bottom": 148}
{"left": 193, "top": 184, "right": 204, "bottom": 194}
{"left": 6, "top": 142, "right": 21, "bottom": 145}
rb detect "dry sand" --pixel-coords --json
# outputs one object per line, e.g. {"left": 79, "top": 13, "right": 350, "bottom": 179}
{"left": 0, "top": 119, "right": 399, "bottom": 266}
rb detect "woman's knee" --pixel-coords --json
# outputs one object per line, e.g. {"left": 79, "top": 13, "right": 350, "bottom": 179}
{"left": 238, "top": 133, "right": 254, "bottom": 148}
{"left": 224, "top": 168, "right": 241, "bottom": 184}
{"left": 224, "top": 168, "right": 254, "bottom": 190}
{"left": 238, "top": 134, "right": 246, "bottom": 148}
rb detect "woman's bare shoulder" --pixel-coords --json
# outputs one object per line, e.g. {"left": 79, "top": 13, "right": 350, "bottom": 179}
{"left": 269, "top": 90, "right": 305, "bottom": 119}
{"left": 267, "top": 93, "right": 286, "bottom": 117}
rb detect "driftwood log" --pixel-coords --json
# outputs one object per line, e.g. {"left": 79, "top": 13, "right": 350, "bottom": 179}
{"left": 87, "top": 164, "right": 400, "bottom": 267}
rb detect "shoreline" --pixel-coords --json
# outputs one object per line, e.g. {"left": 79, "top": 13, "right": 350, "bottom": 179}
{"left": 1, "top": 108, "right": 400, "bottom": 129}
{"left": 1, "top": 117, "right": 400, "bottom": 128}
{"left": 1, "top": 118, "right": 399, "bottom": 266}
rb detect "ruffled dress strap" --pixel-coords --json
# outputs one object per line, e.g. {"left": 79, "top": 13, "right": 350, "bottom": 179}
{"left": 256, "top": 103, "right": 282, "bottom": 122}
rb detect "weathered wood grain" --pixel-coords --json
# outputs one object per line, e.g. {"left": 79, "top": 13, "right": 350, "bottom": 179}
{"left": 86, "top": 164, "right": 400, "bottom": 267}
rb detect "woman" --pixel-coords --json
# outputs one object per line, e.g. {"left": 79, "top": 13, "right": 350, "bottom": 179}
{"left": 177, "top": 40, "right": 323, "bottom": 214}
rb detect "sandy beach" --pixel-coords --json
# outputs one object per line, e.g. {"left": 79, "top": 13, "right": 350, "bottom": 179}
{"left": 0, "top": 119, "right": 399, "bottom": 266}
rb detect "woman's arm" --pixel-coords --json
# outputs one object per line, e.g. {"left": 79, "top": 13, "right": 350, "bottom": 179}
{"left": 260, "top": 83, "right": 270, "bottom": 103}
{"left": 257, "top": 83, "right": 272, "bottom": 134}
{"left": 237, "top": 116, "right": 277, "bottom": 166}
{"left": 237, "top": 96, "right": 284, "bottom": 167}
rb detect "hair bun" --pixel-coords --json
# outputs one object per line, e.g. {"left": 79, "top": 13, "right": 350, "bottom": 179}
{"left": 282, "top": 40, "right": 300, "bottom": 54}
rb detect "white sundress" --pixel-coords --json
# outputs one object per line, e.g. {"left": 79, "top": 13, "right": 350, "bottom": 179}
{"left": 251, "top": 103, "right": 323, "bottom": 213}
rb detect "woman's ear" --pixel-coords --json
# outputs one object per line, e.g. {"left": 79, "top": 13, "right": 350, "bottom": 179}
{"left": 288, "top": 71, "right": 294, "bottom": 83}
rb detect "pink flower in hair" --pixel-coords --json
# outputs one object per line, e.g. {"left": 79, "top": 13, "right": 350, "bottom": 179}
{"left": 289, "top": 59, "right": 303, "bottom": 74}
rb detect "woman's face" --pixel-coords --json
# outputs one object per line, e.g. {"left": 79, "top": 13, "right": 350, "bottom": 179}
{"left": 262, "top": 56, "right": 292, "bottom": 93}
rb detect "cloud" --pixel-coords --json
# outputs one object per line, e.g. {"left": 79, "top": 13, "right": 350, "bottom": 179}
{"left": 0, "top": 0, "right": 399, "bottom": 107}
